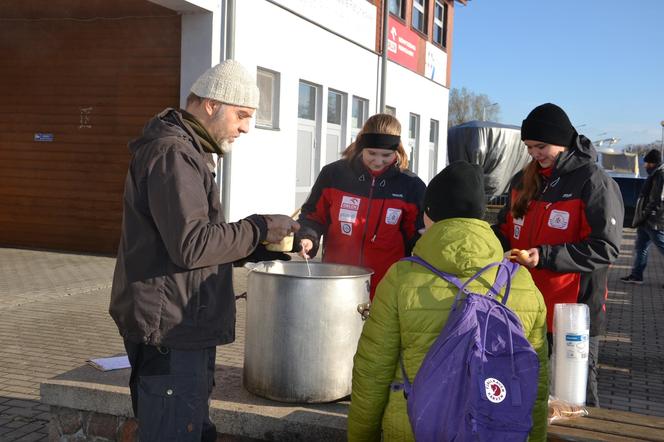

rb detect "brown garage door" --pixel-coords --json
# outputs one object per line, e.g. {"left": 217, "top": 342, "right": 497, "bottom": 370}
{"left": 0, "top": 1, "right": 180, "bottom": 254}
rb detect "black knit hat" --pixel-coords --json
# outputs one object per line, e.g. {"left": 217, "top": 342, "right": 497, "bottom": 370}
{"left": 425, "top": 161, "right": 485, "bottom": 222}
{"left": 521, "top": 103, "right": 576, "bottom": 148}
{"left": 644, "top": 149, "right": 662, "bottom": 164}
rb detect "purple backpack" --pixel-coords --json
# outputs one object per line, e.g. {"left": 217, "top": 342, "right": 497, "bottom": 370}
{"left": 398, "top": 256, "right": 540, "bottom": 441}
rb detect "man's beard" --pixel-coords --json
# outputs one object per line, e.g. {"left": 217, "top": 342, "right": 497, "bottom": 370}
{"left": 219, "top": 140, "right": 233, "bottom": 154}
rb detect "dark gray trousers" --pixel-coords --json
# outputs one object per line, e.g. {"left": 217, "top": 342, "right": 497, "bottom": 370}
{"left": 124, "top": 341, "right": 217, "bottom": 441}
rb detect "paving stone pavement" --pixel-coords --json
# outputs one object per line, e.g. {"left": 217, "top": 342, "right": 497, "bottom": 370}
{"left": 0, "top": 227, "right": 663, "bottom": 440}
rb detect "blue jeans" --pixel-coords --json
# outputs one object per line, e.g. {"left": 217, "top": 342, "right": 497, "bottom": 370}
{"left": 631, "top": 226, "right": 664, "bottom": 279}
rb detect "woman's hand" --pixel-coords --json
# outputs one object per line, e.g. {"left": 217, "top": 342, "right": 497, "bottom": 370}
{"left": 298, "top": 239, "right": 313, "bottom": 259}
{"left": 508, "top": 247, "right": 540, "bottom": 268}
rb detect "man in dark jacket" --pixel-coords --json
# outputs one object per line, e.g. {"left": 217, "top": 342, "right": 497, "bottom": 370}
{"left": 620, "top": 149, "right": 664, "bottom": 285}
{"left": 109, "top": 60, "right": 299, "bottom": 442}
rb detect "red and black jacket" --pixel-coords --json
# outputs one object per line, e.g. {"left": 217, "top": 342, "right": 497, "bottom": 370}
{"left": 493, "top": 136, "right": 624, "bottom": 336}
{"left": 296, "top": 157, "right": 425, "bottom": 299}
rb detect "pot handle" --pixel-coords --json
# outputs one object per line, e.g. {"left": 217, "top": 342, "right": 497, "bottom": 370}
{"left": 357, "top": 303, "right": 371, "bottom": 320}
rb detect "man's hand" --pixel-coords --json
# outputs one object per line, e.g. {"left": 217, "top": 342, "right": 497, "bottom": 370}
{"left": 263, "top": 215, "right": 300, "bottom": 244}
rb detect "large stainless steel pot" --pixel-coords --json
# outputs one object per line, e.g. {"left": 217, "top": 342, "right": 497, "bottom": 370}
{"left": 243, "top": 261, "right": 372, "bottom": 403}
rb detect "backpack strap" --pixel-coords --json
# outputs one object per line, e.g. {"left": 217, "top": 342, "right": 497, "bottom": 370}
{"left": 402, "top": 256, "right": 520, "bottom": 305}
{"left": 401, "top": 255, "right": 464, "bottom": 289}
{"left": 480, "top": 303, "right": 523, "bottom": 406}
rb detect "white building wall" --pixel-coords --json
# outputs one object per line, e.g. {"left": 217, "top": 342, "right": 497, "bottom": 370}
{"left": 168, "top": 0, "right": 451, "bottom": 221}
{"left": 384, "top": 61, "right": 449, "bottom": 183}
{"left": 229, "top": 0, "right": 380, "bottom": 219}
{"left": 148, "top": 1, "right": 223, "bottom": 105}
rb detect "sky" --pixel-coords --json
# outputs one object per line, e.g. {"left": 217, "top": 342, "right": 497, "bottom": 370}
{"left": 452, "top": 0, "right": 664, "bottom": 148}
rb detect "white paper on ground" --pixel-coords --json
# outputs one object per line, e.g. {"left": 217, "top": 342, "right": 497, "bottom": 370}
{"left": 86, "top": 355, "right": 130, "bottom": 371}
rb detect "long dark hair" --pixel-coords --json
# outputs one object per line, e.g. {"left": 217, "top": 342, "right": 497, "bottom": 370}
{"left": 511, "top": 159, "right": 542, "bottom": 219}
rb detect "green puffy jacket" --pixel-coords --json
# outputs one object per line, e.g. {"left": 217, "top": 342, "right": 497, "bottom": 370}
{"left": 348, "top": 218, "right": 549, "bottom": 441}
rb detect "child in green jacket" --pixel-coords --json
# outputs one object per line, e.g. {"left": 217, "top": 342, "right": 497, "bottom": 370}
{"left": 348, "top": 161, "right": 549, "bottom": 441}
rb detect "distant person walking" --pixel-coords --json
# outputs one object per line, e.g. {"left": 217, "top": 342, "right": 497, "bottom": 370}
{"left": 492, "top": 103, "right": 624, "bottom": 407}
{"left": 620, "top": 149, "right": 664, "bottom": 285}
{"left": 109, "top": 60, "right": 298, "bottom": 441}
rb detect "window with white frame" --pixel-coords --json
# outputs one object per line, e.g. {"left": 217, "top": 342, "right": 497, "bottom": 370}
{"left": 351, "top": 96, "right": 369, "bottom": 139}
{"left": 389, "top": 0, "right": 405, "bottom": 19}
{"left": 298, "top": 82, "right": 317, "bottom": 120}
{"left": 412, "top": 0, "right": 428, "bottom": 34}
{"left": 433, "top": 0, "right": 448, "bottom": 47}
{"left": 385, "top": 105, "right": 396, "bottom": 117}
{"left": 327, "top": 90, "right": 343, "bottom": 125}
{"left": 326, "top": 89, "right": 347, "bottom": 164}
{"left": 256, "top": 68, "right": 280, "bottom": 129}
{"left": 408, "top": 113, "right": 420, "bottom": 172}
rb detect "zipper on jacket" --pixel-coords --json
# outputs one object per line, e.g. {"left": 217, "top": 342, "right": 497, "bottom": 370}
{"left": 359, "top": 176, "right": 376, "bottom": 264}
{"left": 528, "top": 177, "right": 554, "bottom": 247}
{"left": 370, "top": 199, "right": 386, "bottom": 243}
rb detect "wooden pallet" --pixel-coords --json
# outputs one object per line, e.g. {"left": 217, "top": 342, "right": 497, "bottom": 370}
{"left": 548, "top": 407, "right": 664, "bottom": 441}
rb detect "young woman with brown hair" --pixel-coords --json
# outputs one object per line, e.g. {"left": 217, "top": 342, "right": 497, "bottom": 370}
{"left": 493, "top": 103, "right": 624, "bottom": 406}
{"left": 295, "top": 113, "right": 426, "bottom": 300}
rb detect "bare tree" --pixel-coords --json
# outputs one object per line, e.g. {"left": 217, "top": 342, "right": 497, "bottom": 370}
{"left": 448, "top": 87, "right": 500, "bottom": 127}
{"left": 624, "top": 141, "right": 662, "bottom": 156}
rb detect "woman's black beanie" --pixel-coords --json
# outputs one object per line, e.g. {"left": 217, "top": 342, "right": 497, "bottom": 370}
{"left": 521, "top": 103, "right": 576, "bottom": 148}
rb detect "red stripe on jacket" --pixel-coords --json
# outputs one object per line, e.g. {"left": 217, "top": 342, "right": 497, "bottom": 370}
{"left": 306, "top": 188, "right": 420, "bottom": 299}
{"left": 501, "top": 194, "right": 590, "bottom": 331}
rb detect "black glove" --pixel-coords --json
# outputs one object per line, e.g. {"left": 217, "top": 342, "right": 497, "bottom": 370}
{"left": 235, "top": 243, "right": 292, "bottom": 266}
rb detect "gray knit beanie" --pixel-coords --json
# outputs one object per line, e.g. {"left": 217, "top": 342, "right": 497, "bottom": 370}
{"left": 190, "top": 60, "right": 260, "bottom": 109}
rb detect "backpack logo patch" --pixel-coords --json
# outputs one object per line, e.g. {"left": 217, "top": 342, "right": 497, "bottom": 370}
{"left": 485, "top": 378, "right": 507, "bottom": 403}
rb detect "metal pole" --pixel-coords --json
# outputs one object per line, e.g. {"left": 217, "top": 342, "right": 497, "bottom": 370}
{"left": 483, "top": 102, "right": 497, "bottom": 122}
{"left": 379, "top": 0, "right": 389, "bottom": 113}
{"left": 221, "top": 0, "right": 235, "bottom": 221}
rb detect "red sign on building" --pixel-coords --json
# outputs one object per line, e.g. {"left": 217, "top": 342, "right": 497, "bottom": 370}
{"left": 387, "top": 17, "right": 419, "bottom": 72}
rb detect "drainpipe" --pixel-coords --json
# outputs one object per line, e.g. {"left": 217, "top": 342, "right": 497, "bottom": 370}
{"left": 379, "top": 0, "right": 389, "bottom": 112}
{"left": 221, "top": 0, "right": 235, "bottom": 221}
